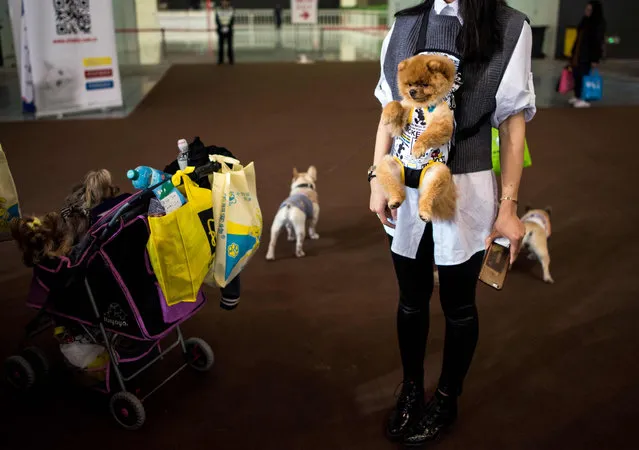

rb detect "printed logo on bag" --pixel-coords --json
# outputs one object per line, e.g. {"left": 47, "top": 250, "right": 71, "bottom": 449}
{"left": 197, "top": 209, "right": 216, "bottom": 254}
{"left": 218, "top": 198, "right": 227, "bottom": 238}
{"left": 227, "top": 243, "right": 240, "bottom": 258}
{"left": 104, "top": 303, "right": 129, "bottom": 328}
{"left": 230, "top": 191, "right": 252, "bottom": 204}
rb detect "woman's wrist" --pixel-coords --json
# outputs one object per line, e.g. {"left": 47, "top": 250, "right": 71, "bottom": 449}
{"left": 498, "top": 197, "right": 518, "bottom": 216}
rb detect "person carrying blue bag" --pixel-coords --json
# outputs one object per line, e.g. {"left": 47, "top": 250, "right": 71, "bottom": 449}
{"left": 569, "top": 1, "right": 606, "bottom": 108}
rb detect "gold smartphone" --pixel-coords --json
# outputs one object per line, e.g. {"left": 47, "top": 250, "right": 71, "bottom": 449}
{"left": 479, "top": 240, "right": 510, "bottom": 290}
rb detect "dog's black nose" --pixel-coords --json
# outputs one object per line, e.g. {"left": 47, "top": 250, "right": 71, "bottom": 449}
{"left": 409, "top": 89, "right": 418, "bottom": 98}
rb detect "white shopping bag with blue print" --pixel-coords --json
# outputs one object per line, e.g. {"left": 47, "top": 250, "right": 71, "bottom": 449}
{"left": 205, "top": 155, "right": 262, "bottom": 288}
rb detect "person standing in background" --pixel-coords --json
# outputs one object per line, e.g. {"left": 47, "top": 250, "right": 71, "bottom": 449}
{"left": 216, "top": 0, "right": 235, "bottom": 65}
{"left": 275, "top": 4, "right": 283, "bottom": 30}
{"left": 569, "top": 1, "right": 606, "bottom": 108}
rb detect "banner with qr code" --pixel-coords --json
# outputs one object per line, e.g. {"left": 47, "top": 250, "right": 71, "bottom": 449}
{"left": 11, "top": 0, "right": 122, "bottom": 117}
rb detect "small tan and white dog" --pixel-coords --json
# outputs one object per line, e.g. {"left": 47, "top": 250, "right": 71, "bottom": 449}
{"left": 518, "top": 206, "right": 553, "bottom": 284}
{"left": 265, "top": 166, "right": 320, "bottom": 261}
{"left": 432, "top": 206, "right": 554, "bottom": 284}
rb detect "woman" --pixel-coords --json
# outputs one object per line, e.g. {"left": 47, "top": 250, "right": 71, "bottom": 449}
{"left": 369, "top": 0, "right": 535, "bottom": 445}
{"left": 569, "top": 1, "right": 606, "bottom": 108}
{"left": 216, "top": 0, "right": 235, "bottom": 65}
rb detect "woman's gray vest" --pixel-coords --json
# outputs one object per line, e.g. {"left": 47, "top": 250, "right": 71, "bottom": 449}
{"left": 382, "top": 0, "right": 528, "bottom": 174}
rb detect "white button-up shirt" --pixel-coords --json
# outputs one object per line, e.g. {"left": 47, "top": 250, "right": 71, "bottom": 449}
{"left": 375, "top": 0, "right": 536, "bottom": 265}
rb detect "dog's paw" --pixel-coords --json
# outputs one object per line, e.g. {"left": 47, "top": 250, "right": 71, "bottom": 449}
{"left": 419, "top": 213, "right": 431, "bottom": 223}
{"left": 411, "top": 141, "right": 428, "bottom": 158}
{"left": 388, "top": 196, "right": 405, "bottom": 210}
{"left": 309, "top": 232, "right": 320, "bottom": 240}
{"left": 265, "top": 252, "right": 275, "bottom": 261}
{"left": 543, "top": 275, "right": 554, "bottom": 284}
{"left": 295, "top": 249, "right": 306, "bottom": 258}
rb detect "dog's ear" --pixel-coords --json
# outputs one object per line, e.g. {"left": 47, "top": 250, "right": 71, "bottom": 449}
{"left": 427, "top": 57, "right": 455, "bottom": 80}
{"left": 398, "top": 61, "right": 407, "bottom": 72}
{"left": 307, "top": 166, "right": 317, "bottom": 181}
{"left": 544, "top": 206, "right": 552, "bottom": 217}
{"left": 292, "top": 167, "right": 299, "bottom": 179}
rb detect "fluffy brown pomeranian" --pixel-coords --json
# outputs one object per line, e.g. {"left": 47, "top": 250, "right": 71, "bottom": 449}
{"left": 376, "top": 54, "right": 458, "bottom": 222}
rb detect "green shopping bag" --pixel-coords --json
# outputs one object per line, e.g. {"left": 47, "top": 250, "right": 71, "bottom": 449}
{"left": 491, "top": 128, "right": 532, "bottom": 175}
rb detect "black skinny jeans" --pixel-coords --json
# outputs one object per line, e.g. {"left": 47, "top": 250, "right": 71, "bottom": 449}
{"left": 388, "top": 223, "right": 483, "bottom": 397}
{"left": 572, "top": 63, "right": 591, "bottom": 99}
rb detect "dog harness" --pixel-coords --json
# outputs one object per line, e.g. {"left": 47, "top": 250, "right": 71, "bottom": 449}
{"left": 521, "top": 211, "right": 551, "bottom": 238}
{"left": 279, "top": 193, "right": 314, "bottom": 218}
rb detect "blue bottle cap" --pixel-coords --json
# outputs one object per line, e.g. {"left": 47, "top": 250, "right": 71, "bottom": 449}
{"left": 127, "top": 169, "right": 138, "bottom": 180}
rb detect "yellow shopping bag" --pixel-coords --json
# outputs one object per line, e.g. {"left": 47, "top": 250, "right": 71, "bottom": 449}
{"left": 0, "top": 144, "right": 21, "bottom": 242}
{"left": 206, "top": 155, "right": 262, "bottom": 288}
{"left": 146, "top": 169, "right": 216, "bottom": 306}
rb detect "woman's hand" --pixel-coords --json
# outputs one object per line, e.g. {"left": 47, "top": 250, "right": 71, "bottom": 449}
{"left": 370, "top": 178, "right": 395, "bottom": 228}
{"left": 485, "top": 200, "right": 525, "bottom": 266}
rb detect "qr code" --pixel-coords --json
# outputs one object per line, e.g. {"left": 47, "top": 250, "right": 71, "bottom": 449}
{"left": 53, "top": 0, "right": 91, "bottom": 35}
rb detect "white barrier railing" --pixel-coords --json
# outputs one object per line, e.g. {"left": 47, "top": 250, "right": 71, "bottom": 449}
{"left": 156, "top": 9, "right": 387, "bottom": 31}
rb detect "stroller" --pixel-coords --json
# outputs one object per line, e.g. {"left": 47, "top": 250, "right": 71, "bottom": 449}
{"left": 4, "top": 160, "right": 227, "bottom": 430}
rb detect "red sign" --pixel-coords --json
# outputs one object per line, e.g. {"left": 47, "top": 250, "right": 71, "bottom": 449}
{"left": 291, "top": 0, "right": 317, "bottom": 24}
{"left": 85, "top": 69, "right": 113, "bottom": 79}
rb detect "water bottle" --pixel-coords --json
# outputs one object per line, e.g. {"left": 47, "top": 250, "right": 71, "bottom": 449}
{"left": 127, "top": 166, "right": 187, "bottom": 213}
{"left": 127, "top": 166, "right": 167, "bottom": 190}
{"left": 177, "top": 138, "right": 189, "bottom": 171}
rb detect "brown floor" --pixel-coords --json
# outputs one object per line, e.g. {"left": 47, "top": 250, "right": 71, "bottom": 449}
{"left": 0, "top": 63, "right": 638, "bottom": 449}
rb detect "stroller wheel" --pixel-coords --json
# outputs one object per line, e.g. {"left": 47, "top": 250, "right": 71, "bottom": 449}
{"left": 184, "top": 337, "right": 215, "bottom": 372}
{"left": 110, "top": 392, "right": 146, "bottom": 431}
{"left": 4, "top": 355, "right": 36, "bottom": 391}
{"left": 21, "top": 347, "right": 50, "bottom": 382}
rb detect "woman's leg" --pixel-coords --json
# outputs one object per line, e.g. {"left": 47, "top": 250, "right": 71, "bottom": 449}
{"left": 389, "top": 225, "right": 435, "bottom": 384}
{"left": 436, "top": 250, "right": 483, "bottom": 397}
{"left": 403, "top": 250, "right": 483, "bottom": 446}
{"left": 385, "top": 225, "right": 435, "bottom": 440}
{"left": 572, "top": 65, "right": 585, "bottom": 99}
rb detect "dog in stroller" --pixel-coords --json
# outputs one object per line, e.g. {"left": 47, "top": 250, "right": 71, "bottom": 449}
{"left": 4, "top": 145, "right": 237, "bottom": 430}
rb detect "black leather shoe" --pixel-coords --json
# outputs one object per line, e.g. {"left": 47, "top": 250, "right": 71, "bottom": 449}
{"left": 402, "top": 392, "right": 457, "bottom": 446}
{"left": 385, "top": 381, "right": 424, "bottom": 442}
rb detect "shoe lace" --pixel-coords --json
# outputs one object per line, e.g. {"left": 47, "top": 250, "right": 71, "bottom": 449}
{"left": 393, "top": 381, "right": 420, "bottom": 408}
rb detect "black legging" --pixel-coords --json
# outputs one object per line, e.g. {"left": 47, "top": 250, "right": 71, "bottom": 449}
{"left": 218, "top": 32, "right": 234, "bottom": 64}
{"left": 389, "top": 223, "right": 483, "bottom": 397}
{"left": 572, "top": 63, "right": 591, "bottom": 99}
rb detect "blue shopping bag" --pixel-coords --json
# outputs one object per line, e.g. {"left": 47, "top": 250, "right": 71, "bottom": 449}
{"left": 582, "top": 69, "right": 603, "bottom": 101}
